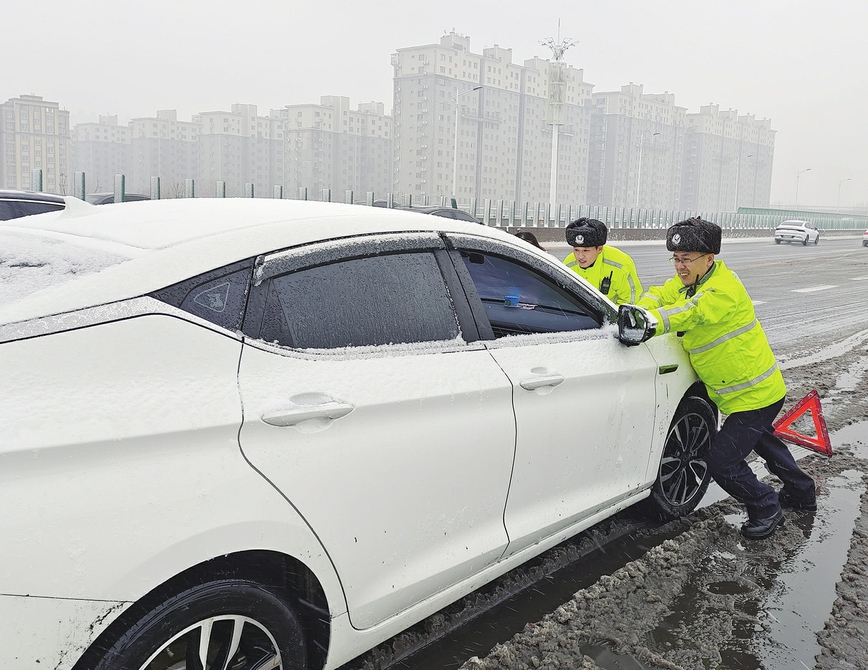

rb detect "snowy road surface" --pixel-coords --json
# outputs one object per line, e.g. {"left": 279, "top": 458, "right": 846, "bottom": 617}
{"left": 337, "top": 235, "right": 868, "bottom": 670}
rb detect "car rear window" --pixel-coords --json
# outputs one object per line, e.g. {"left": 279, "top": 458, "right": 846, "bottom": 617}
{"left": 0, "top": 229, "right": 132, "bottom": 306}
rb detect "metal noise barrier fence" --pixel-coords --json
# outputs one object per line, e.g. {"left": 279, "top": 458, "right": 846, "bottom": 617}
{"left": 48, "top": 169, "right": 866, "bottom": 233}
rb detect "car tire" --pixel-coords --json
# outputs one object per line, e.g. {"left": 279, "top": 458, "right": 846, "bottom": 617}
{"left": 640, "top": 396, "right": 716, "bottom": 521}
{"left": 91, "top": 579, "right": 307, "bottom": 670}
{"left": 802, "top": 237, "right": 808, "bottom": 246}
{"left": 814, "top": 236, "right": 819, "bottom": 245}
{"left": 775, "top": 239, "right": 781, "bottom": 244}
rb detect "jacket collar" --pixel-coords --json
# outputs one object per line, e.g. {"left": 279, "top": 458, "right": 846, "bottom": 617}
{"left": 679, "top": 259, "right": 718, "bottom": 297}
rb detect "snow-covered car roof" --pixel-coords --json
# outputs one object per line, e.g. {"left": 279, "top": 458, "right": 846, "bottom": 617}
{"left": 0, "top": 198, "right": 525, "bottom": 326}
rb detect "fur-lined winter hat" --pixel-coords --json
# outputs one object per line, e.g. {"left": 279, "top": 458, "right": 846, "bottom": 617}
{"left": 566, "top": 217, "right": 607, "bottom": 248}
{"left": 666, "top": 217, "right": 721, "bottom": 254}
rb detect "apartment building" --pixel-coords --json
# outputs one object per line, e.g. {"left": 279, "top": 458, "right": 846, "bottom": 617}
{"left": 277, "top": 96, "right": 392, "bottom": 199}
{"left": 392, "top": 32, "right": 593, "bottom": 206}
{"left": 129, "top": 110, "right": 198, "bottom": 197}
{"left": 589, "top": 84, "right": 687, "bottom": 209}
{"left": 681, "top": 104, "right": 775, "bottom": 211}
{"left": 71, "top": 115, "right": 131, "bottom": 194}
{"left": 196, "top": 104, "right": 285, "bottom": 198}
{"left": 0, "top": 94, "right": 70, "bottom": 193}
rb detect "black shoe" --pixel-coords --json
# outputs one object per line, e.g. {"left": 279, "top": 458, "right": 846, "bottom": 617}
{"left": 741, "top": 507, "right": 785, "bottom": 540}
{"left": 778, "top": 489, "right": 817, "bottom": 512}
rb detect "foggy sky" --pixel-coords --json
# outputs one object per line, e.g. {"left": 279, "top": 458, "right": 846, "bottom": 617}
{"left": 7, "top": 0, "right": 867, "bottom": 209}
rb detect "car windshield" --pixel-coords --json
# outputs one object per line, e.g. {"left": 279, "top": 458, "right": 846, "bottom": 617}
{"left": 777, "top": 224, "right": 805, "bottom": 230}
{"left": 0, "top": 229, "right": 132, "bottom": 306}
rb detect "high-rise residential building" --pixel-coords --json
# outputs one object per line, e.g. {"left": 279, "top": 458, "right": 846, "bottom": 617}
{"left": 589, "top": 84, "right": 687, "bottom": 210}
{"left": 129, "top": 110, "right": 198, "bottom": 197}
{"left": 277, "top": 96, "right": 392, "bottom": 200}
{"left": 680, "top": 105, "right": 775, "bottom": 212}
{"left": 0, "top": 94, "right": 71, "bottom": 193}
{"left": 195, "top": 104, "right": 285, "bottom": 198}
{"left": 71, "top": 115, "right": 131, "bottom": 194}
{"left": 391, "top": 32, "right": 593, "bottom": 206}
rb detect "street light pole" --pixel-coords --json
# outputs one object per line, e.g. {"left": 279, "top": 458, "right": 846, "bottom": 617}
{"left": 733, "top": 153, "right": 754, "bottom": 211}
{"left": 794, "top": 168, "right": 811, "bottom": 209}
{"left": 635, "top": 131, "right": 659, "bottom": 208}
{"left": 452, "top": 86, "right": 481, "bottom": 201}
{"left": 837, "top": 177, "right": 852, "bottom": 213}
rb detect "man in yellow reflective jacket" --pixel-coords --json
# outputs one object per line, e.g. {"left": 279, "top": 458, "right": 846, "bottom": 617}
{"left": 563, "top": 218, "right": 642, "bottom": 305}
{"left": 638, "top": 217, "right": 816, "bottom": 540}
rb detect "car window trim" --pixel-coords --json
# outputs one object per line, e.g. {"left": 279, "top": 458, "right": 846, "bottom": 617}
{"left": 253, "top": 232, "right": 445, "bottom": 286}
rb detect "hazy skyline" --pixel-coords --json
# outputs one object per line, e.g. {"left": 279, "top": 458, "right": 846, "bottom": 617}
{"left": 7, "top": 0, "right": 866, "bottom": 209}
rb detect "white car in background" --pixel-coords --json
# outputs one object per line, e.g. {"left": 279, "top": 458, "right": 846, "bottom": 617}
{"left": 0, "top": 199, "right": 716, "bottom": 670}
{"left": 774, "top": 219, "right": 820, "bottom": 245}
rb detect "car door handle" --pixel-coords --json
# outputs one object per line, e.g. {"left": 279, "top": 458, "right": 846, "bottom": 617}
{"left": 261, "top": 401, "right": 354, "bottom": 427}
{"left": 519, "top": 374, "right": 565, "bottom": 391}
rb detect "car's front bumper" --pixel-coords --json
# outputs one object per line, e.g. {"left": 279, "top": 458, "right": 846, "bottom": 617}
{"left": 1, "top": 593, "right": 128, "bottom": 669}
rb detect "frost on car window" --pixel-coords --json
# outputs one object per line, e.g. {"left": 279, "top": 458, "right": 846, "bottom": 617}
{"left": 0, "top": 229, "right": 131, "bottom": 306}
{"left": 261, "top": 251, "right": 460, "bottom": 349}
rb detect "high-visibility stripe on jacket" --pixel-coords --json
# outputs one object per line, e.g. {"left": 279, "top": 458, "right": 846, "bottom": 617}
{"left": 563, "top": 245, "right": 642, "bottom": 305}
{"left": 637, "top": 259, "right": 785, "bottom": 414}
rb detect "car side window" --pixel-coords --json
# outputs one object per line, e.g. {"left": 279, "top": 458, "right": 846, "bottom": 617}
{"left": 459, "top": 251, "right": 601, "bottom": 337}
{"left": 150, "top": 259, "right": 253, "bottom": 332}
{"left": 257, "top": 251, "right": 460, "bottom": 349}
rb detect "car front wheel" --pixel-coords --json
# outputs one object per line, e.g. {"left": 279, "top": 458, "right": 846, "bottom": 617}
{"left": 91, "top": 579, "right": 307, "bottom": 670}
{"left": 641, "top": 396, "right": 716, "bottom": 521}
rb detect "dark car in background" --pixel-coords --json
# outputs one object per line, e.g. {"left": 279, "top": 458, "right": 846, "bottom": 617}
{"left": 0, "top": 190, "right": 66, "bottom": 221}
{"left": 85, "top": 192, "right": 151, "bottom": 205}
{"left": 373, "top": 200, "right": 479, "bottom": 223}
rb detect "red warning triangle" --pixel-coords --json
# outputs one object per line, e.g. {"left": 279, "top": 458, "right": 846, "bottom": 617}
{"left": 773, "top": 390, "right": 832, "bottom": 456}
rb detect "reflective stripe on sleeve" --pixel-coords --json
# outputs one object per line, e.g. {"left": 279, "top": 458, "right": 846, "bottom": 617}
{"left": 716, "top": 362, "right": 778, "bottom": 395}
{"left": 687, "top": 319, "right": 758, "bottom": 355}
{"left": 627, "top": 275, "right": 636, "bottom": 302}
{"left": 640, "top": 293, "right": 662, "bottom": 305}
{"left": 657, "top": 300, "right": 697, "bottom": 334}
{"left": 566, "top": 259, "right": 578, "bottom": 268}
{"left": 603, "top": 258, "right": 624, "bottom": 269}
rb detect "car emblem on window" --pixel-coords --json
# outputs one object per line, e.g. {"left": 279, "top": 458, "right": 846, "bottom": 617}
{"left": 193, "top": 282, "right": 230, "bottom": 312}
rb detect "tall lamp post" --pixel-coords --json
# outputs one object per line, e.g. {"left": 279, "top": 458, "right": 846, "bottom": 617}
{"left": 837, "top": 177, "right": 852, "bottom": 213}
{"left": 452, "top": 86, "right": 482, "bottom": 201}
{"left": 794, "top": 168, "right": 811, "bottom": 209}
{"left": 733, "top": 153, "right": 754, "bottom": 211}
{"left": 635, "top": 131, "right": 659, "bottom": 208}
{"left": 541, "top": 31, "right": 577, "bottom": 211}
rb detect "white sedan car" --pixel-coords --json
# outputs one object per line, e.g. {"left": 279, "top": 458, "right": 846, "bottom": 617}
{"left": 774, "top": 219, "right": 820, "bottom": 245}
{"left": 0, "top": 199, "right": 715, "bottom": 670}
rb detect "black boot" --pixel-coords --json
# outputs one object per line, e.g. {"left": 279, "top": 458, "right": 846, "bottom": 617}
{"left": 741, "top": 507, "right": 785, "bottom": 540}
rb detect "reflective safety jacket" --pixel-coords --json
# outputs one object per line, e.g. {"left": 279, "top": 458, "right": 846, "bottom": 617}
{"left": 563, "top": 246, "right": 642, "bottom": 305}
{"left": 637, "top": 259, "right": 785, "bottom": 415}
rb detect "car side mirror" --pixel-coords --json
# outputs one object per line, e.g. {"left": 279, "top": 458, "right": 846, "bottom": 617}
{"left": 618, "top": 304, "right": 657, "bottom": 346}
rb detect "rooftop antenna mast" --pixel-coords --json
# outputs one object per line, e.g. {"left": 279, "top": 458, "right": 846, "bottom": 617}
{"left": 540, "top": 20, "right": 576, "bottom": 213}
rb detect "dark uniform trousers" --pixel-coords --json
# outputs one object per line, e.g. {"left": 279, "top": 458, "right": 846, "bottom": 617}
{"left": 706, "top": 397, "right": 816, "bottom": 521}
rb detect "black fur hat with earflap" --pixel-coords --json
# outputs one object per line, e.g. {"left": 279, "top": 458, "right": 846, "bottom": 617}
{"left": 666, "top": 217, "right": 721, "bottom": 254}
{"left": 565, "top": 217, "right": 607, "bottom": 248}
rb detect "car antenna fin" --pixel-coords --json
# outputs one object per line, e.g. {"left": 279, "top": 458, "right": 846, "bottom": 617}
{"left": 59, "top": 195, "right": 99, "bottom": 218}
